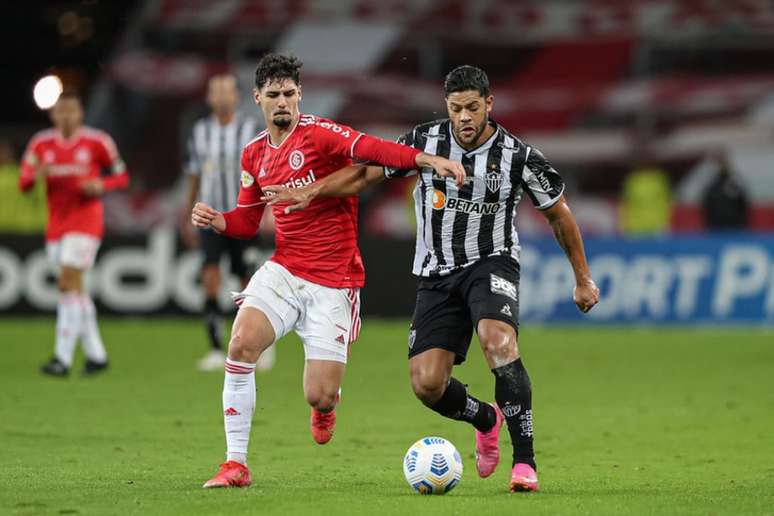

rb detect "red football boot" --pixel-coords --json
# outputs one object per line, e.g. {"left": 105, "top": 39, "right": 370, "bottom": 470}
{"left": 202, "top": 461, "right": 252, "bottom": 488}
{"left": 310, "top": 408, "right": 336, "bottom": 444}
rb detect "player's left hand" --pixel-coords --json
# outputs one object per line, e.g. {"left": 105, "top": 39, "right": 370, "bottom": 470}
{"left": 80, "top": 178, "right": 104, "bottom": 196}
{"left": 261, "top": 185, "right": 315, "bottom": 214}
{"left": 573, "top": 279, "right": 600, "bottom": 313}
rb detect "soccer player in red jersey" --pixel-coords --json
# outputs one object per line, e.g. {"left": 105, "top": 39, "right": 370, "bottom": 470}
{"left": 19, "top": 91, "right": 129, "bottom": 377}
{"left": 192, "top": 54, "right": 465, "bottom": 488}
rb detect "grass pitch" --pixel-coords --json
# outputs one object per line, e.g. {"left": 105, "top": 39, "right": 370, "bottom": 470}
{"left": 0, "top": 318, "right": 773, "bottom": 515}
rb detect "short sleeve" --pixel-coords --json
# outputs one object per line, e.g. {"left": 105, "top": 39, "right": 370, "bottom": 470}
{"left": 235, "top": 147, "right": 264, "bottom": 208}
{"left": 313, "top": 119, "right": 364, "bottom": 160}
{"left": 521, "top": 146, "right": 565, "bottom": 210}
{"left": 384, "top": 129, "right": 418, "bottom": 178}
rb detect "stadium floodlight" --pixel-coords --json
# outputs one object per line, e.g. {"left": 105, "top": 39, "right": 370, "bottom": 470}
{"left": 33, "top": 75, "right": 63, "bottom": 110}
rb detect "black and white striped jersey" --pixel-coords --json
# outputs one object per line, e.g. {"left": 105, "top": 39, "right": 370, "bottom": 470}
{"left": 185, "top": 114, "right": 258, "bottom": 213}
{"left": 385, "top": 119, "right": 565, "bottom": 277}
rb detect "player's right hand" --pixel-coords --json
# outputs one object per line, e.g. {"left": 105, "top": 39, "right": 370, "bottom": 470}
{"left": 191, "top": 202, "right": 225, "bottom": 232}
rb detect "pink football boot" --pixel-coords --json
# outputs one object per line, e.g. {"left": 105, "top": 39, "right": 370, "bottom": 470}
{"left": 475, "top": 403, "right": 505, "bottom": 478}
{"left": 509, "top": 463, "right": 539, "bottom": 492}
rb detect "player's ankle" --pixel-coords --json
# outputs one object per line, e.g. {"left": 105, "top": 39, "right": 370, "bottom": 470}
{"left": 227, "top": 453, "right": 247, "bottom": 465}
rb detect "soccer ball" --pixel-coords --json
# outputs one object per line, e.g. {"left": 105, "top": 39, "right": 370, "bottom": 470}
{"left": 402, "top": 436, "right": 463, "bottom": 495}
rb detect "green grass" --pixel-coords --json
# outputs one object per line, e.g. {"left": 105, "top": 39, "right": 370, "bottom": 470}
{"left": 1, "top": 318, "right": 773, "bottom": 515}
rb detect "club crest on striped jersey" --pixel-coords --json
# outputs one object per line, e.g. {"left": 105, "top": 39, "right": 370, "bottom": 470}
{"left": 486, "top": 167, "right": 502, "bottom": 192}
{"left": 289, "top": 150, "right": 304, "bottom": 170}
{"left": 241, "top": 170, "right": 254, "bottom": 187}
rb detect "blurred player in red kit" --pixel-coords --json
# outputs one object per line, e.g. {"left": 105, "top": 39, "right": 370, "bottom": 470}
{"left": 192, "top": 53, "right": 465, "bottom": 488}
{"left": 19, "top": 91, "right": 129, "bottom": 377}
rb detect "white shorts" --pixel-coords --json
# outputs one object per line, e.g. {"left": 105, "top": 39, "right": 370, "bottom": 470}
{"left": 235, "top": 261, "right": 361, "bottom": 364}
{"left": 46, "top": 232, "right": 101, "bottom": 270}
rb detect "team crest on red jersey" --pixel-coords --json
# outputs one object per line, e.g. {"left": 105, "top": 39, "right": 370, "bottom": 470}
{"left": 289, "top": 150, "right": 304, "bottom": 170}
{"left": 75, "top": 147, "right": 91, "bottom": 164}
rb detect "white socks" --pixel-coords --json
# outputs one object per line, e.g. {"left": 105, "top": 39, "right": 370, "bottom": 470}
{"left": 223, "top": 358, "right": 256, "bottom": 465}
{"left": 80, "top": 294, "right": 107, "bottom": 363}
{"left": 55, "top": 292, "right": 83, "bottom": 367}
{"left": 54, "top": 291, "right": 108, "bottom": 367}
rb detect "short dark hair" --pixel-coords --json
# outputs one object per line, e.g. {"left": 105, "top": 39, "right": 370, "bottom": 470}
{"left": 443, "top": 65, "right": 490, "bottom": 97}
{"left": 254, "top": 53, "right": 302, "bottom": 89}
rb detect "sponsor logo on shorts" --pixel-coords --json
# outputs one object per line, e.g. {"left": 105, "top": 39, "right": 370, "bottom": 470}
{"left": 289, "top": 150, "right": 305, "bottom": 170}
{"left": 500, "top": 304, "right": 512, "bottom": 316}
{"left": 408, "top": 328, "right": 417, "bottom": 349}
{"left": 491, "top": 274, "right": 518, "bottom": 301}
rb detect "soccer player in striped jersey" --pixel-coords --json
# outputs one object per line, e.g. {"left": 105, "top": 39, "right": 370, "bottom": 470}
{"left": 263, "top": 65, "right": 600, "bottom": 492}
{"left": 19, "top": 91, "right": 129, "bottom": 377}
{"left": 182, "top": 74, "right": 275, "bottom": 373}
{"left": 191, "top": 54, "right": 464, "bottom": 488}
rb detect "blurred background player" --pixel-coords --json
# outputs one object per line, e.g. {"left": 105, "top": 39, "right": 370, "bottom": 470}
{"left": 701, "top": 151, "right": 749, "bottom": 230}
{"left": 264, "top": 65, "right": 600, "bottom": 493}
{"left": 192, "top": 53, "right": 465, "bottom": 488}
{"left": 18, "top": 91, "right": 129, "bottom": 377}
{"left": 182, "top": 74, "right": 275, "bottom": 372}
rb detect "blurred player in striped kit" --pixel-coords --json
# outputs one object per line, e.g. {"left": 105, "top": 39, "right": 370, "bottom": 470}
{"left": 182, "top": 74, "right": 275, "bottom": 372}
{"left": 19, "top": 91, "right": 129, "bottom": 377}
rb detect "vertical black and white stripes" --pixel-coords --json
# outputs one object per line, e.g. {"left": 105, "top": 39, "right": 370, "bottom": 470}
{"left": 385, "top": 120, "right": 565, "bottom": 277}
{"left": 185, "top": 114, "right": 258, "bottom": 213}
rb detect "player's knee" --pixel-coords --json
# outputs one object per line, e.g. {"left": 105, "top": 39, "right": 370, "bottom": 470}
{"left": 305, "top": 388, "right": 338, "bottom": 412}
{"left": 228, "top": 326, "right": 260, "bottom": 362}
{"left": 409, "top": 367, "right": 446, "bottom": 406}
{"left": 478, "top": 322, "right": 518, "bottom": 363}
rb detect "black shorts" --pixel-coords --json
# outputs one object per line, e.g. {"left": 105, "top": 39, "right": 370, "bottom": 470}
{"left": 200, "top": 229, "right": 255, "bottom": 279}
{"left": 408, "top": 255, "right": 520, "bottom": 365}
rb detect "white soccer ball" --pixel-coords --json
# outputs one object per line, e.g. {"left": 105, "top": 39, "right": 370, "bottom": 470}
{"left": 403, "top": 436, "right": 463, "bottom": 495}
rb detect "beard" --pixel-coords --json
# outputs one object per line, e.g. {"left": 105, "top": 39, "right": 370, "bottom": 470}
{"left": 273, "top": 115, "right": 291, "bottom": 128}
{"left": 457, "top": 120, "right": 486, "bottom": 144}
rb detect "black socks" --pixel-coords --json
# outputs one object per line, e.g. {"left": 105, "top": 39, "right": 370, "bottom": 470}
{"left": 204, "top": 297, "right": 223, "bottom": 350}
{"left": 430, "top": 377, "right": 497, "bottom": 433}
{"left": 493, "top": 358, "right": 536, "bottom": 469}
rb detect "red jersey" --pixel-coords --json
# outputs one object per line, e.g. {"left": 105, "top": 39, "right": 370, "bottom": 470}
{"left": 236, "top": 115, "right": 366, "bottom": 288}
{"left": 19, "top": 127, "right": 129, "bottom": 241}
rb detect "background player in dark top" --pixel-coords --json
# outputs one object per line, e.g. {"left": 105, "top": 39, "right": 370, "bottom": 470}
{"left": 263, "top": 65, "right": 600, "bottom": 492}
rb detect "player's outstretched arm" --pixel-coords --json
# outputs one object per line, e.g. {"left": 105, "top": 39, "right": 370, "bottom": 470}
{"left": 351, "top": 135, "right": 466, "bottom": 186}
{"left": 541, "top": 197, "right": 600, "bottom": 313}
{"left": 414, "top": 152, "right": 466, "bottom": 185}
{"left": 191, "top": 202, "right": 226, "bottom": 232}
{"left": 262, "top": 165, "right": 385, "bottom": 214}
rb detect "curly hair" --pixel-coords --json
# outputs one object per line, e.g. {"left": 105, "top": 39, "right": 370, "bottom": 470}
{"left": 443, "top": 65, "right": 490, "bottom": 97}
{"left": 254, "top": 53, "right": 303, "bottom": 89}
